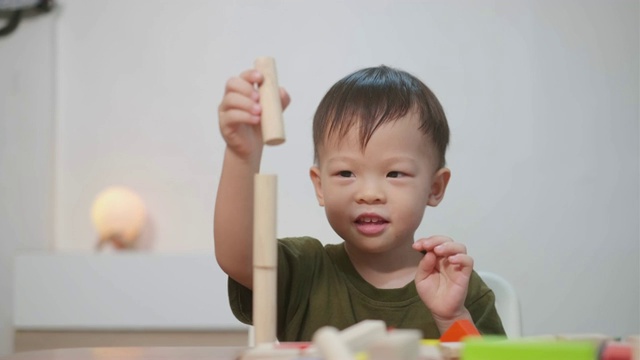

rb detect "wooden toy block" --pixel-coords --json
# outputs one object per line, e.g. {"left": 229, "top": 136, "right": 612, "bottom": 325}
{"left": 248, "top": 58, "right": 285, "bottom": 351}
{"left": 313, "top": 326, "right": 354, "bottom": 360}
{"left": 340, "top": 319, "right": 387, "bottom": 353}
{"left": 254, "top": 56, "right": 285, "bottom": 146}
{"left": 253, "top": 174, "right": 278, "bottom": 345}
{"left": 439, "top": 319, "right": 481, "bottom": 342}
{"left": 601, "top": 341, "right": 633, "bottom": 360}
{"left": 462, "top": 338, "right": 597, "bottom": 360}
{"left": 419, "top": 340, "right": 444, "bottom": 360}
{"left": 252, "top": 267, "right": 277, "bottom": 345}
{"left": 439, "top": 342, "right": 462, "bottom": 360}
{"left": 253, "top": 174, "right": 277, "bottom": 268}
{"left": 368, "top": 329, "right": 422, "bottom": 360}
{"left": 419, "top": 339, "right": 461, "bottom": 360}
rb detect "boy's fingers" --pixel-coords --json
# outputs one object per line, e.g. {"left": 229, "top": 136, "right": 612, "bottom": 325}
{"left": 221, "top": 109, "right": 260, "bottom": 127}
{"left": 280, "top": 87, "right": 291, "bottom": 110}
{"left": 414, "top": 235, "right": 454, "bottom": 252}
{"left": 224, "top": 76, "right": 260, "bottom": 99}
{"left": 446, "top": 254, "right": 474, "bottom": 276}
{"left": 433, "top": 242, "right": 467, "bottom": 257}
{"left": 416, "top": 252, "right": 437, "bottom": 280}
{"left": 239, "top": 69, "right": 263, "bottom": 85}
{"left": 219, "top": 92, "right": 261, "bottom": 115}
{"left": 448, "top": 254, "right": 474, "bottom": 268}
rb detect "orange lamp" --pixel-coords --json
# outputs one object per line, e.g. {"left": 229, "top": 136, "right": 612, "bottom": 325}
{"left": 91, "top": 186, "right": 146, "bottom": 250}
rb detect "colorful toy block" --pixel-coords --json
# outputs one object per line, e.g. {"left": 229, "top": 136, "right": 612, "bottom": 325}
{"left": 439, "top": 319, "right": 481, "bottom": 342}
{"left": 462, "top": 337, "right": 597, "bottom": 360}
{"left": 601, "top": 341, "right": 634, "bottom": 360}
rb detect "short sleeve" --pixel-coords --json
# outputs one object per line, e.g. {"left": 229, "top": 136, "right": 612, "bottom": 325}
{"left": 465, "top": 271, "right": 507, "bottom": 335}
{"left": 227, "top": 237, "right": 326, "bottom": 334}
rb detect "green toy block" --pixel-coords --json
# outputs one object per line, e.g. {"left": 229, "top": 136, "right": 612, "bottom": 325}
{"left": 462, "top": 338, "right": 597, "bottom": 360}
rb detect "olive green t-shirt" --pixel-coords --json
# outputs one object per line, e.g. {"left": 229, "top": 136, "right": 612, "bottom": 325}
{"left": 228, "top": 237, "right": 505, "bottom": 341}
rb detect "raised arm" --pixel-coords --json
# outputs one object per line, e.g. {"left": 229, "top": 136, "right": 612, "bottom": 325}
{"left": 214, "top": 69, "right": 290, "bottom": 289}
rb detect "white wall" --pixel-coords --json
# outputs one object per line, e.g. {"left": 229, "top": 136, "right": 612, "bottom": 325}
{"left": 0, "top": 10, "right": 56, "bottom": 356}
{"left": 1, "top": 0, "right": 638, "bottom": 354}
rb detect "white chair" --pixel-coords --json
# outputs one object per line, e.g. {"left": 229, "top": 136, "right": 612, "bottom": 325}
{"left": 477, "top": 271, "right": 522, "bottom": 338}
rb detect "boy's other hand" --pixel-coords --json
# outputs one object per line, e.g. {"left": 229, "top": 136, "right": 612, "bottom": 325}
{"left": 218, "top": 69, "right": 291, "bottom": 159}
{"left": 413, "top": 236, "right": 473, "bottom": 322}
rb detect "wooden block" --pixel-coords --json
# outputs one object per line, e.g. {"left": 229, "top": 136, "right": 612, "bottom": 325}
{"left": 462, "top": 338, "right": 596, "bottom": 360}
{"left": 439, "top": 342, "right": 462, "bottom": 360}
{"left": 419, "top": 340, "right": 444, "bottom": 360}
{"left": 601, "top": 342, "right": 633, "bottom": 360}
{"left": 440, "top": 319, "right": 481, "bottom": 343}
{"left": 340, "top": 319, "right": 387, "bottom": 353}
{"left": 252, "top": 174, "right": 278, "bottom": 346}
{"left": 252, "top": 267, "right": 277, "bottom": 345}
{"left": 253, "top": 174, "right": 277, "bottom": 267}
{"left": 254, "top": 56, "right": 285, "bottom": 146}
{"left": 368, "top": 329, "right": 422, "bottom": 360}
{"left": 313, "top": 326, "right": 353, "bottom": 360}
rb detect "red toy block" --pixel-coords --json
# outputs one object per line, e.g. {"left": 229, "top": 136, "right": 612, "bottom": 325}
{"left": 440, "top": 319, "right": 481, "bottom": 342}
{"left": 601, "top": 342, "right": 633, "bottom": 360}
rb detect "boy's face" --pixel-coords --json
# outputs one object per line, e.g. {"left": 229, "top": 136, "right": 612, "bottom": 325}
{"left": 310, "top": 113, "right": 450, "bottom": 254}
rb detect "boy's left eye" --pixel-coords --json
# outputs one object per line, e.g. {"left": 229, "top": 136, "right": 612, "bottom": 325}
{"left": 387, "top": 171, "right": 404, "bottom": 178}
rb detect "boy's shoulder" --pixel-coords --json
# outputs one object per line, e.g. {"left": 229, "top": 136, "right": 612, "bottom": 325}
{"left": 279, "top": 236, "right": 342, "bottom": 253}
{"left": 278, "top": 237, "right": 346, "bottom": 270}
{"left": 279, "top": 236, "right": 323, "bottom": 253}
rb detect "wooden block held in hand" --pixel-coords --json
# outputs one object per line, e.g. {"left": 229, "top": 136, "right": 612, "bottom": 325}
{"left": 255, "top": 56, "right": 285, "bottom": 146}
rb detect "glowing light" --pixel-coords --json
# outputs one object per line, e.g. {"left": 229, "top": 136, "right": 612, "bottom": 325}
{"left": 91, "top": 186, "right": 146, "bottom": 250}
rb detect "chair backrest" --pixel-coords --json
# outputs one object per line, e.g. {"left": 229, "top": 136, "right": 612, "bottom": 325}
{"left": 477, "top": 271, "right": 522, "bottom": 338}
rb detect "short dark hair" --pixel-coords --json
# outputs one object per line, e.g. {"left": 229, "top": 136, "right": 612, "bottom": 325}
{"left": 312, "top": 65, "right": 449, "bottom": 169}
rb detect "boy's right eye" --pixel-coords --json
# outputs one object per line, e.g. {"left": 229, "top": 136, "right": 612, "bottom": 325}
{"left": 337, "top": 171, "right": 353, "bottom": 178}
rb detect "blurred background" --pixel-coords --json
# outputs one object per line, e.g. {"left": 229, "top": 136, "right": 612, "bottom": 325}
{"left": 0, "top": 0, "right": 638, "bottom": 356}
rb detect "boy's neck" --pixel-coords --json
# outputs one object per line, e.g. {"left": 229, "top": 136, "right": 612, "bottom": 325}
{"left": 344, "top": 242, "right": 423, "bottom": 289}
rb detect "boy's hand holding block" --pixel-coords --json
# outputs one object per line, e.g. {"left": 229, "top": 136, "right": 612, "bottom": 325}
{"left": 440, "top": 319, "right": 481, "bottom": 343}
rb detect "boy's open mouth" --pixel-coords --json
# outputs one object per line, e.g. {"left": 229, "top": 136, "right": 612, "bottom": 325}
{"left": 354, "top": 214, "right": 389, "bottom": 235}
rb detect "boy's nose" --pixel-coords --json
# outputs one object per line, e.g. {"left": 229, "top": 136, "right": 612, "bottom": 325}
{"left": 355, "top": 181, "right": 386, "bottom": 204}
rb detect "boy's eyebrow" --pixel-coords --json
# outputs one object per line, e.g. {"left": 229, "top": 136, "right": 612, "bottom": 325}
{"left": 380, "top": 155, "right": 420, "bottom": 163}
{"left": 324, "top": 155, "right": 420, "bottom": 166}
{"left": 324, "top": 155, "right": 356, "bottom": 164}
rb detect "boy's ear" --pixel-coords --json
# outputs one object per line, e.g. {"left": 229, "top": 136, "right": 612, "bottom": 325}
{"left": 427, "top": 167, "right": 451, "bottom": 207}
{"left": 309, "top": 166, "right": 325, "bottom": 207}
